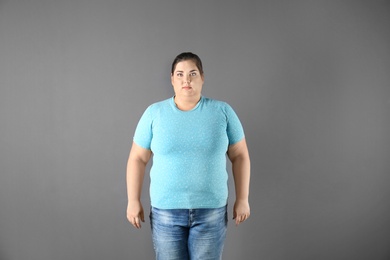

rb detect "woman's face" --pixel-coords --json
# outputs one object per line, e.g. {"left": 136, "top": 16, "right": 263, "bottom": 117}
{"left": 171, "top": 60, "right": 204, "bottom": 99}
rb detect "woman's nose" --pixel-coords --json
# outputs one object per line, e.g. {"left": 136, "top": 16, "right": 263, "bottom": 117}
{"left": 184, "top": 75, "right": 191, "bottom": 82}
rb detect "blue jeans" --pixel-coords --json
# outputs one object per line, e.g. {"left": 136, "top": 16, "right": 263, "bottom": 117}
{"left": 150, "top": 205, "right": 228, "bottom": 260}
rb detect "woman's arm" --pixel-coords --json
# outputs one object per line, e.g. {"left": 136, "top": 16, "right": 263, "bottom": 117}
{"left": 227, "top": 138, "right": 251, "bottom": 226}
{"left": 126, "top": 142, "right": 152, "bottom": 229}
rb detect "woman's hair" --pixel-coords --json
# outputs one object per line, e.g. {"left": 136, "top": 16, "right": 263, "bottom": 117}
{"left": 171, "top": 52, "right": 204, "bottom": 75}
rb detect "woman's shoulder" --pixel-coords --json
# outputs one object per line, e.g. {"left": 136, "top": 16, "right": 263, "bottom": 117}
{"left": 202, "top": 96, "right": 232, "bottom": 109}
{"left": 145, "top": 97, "right": 172, "bottom": 111}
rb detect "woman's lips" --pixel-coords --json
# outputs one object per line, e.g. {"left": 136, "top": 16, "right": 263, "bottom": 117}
{"left": 182, "top": 86, "right": 192, "bottom": 90}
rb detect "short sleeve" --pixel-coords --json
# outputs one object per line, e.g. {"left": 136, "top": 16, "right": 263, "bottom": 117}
{"left": 225, "top": 103, "right": 245, "bottom": 145}
{"left": 133, "top": 106, "right": 153, "bottom": 149}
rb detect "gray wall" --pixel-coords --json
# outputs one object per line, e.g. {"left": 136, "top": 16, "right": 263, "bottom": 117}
{"left": 1, "top": 1, "right": 389, "bottom": 259}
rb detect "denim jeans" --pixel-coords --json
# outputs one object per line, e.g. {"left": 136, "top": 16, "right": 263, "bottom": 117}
{"left": 150, "top": 205, "right": 228, "bottom": 260}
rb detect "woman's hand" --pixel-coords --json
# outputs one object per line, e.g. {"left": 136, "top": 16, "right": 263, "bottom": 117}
{"left": 233, "top": 199, "right": 250, "bottom": 226}
{"left": 127, "top": 200, "right": 145, "bottom": 229}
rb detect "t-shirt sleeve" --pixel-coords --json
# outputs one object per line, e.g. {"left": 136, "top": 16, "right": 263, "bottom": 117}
{"left": 133, "top": 106, "right": 153, "bottom": 150}
{"left": 225, "top": 103, "right": 245, "bottom": 145}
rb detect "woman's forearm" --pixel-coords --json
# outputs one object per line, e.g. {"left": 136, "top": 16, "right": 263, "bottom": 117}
{"left": 126, "top": 143, "right": 151, "bottom": 202}
{"left": 127, "top": 158, "right": 146, "bottom": 202}
{"left": 232, "top": 155, "right": 251, "bottom": 201}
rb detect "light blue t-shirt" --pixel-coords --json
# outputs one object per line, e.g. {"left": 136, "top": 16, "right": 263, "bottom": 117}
{"left": 133, "top": 96, "right": 244, "bottom": 209}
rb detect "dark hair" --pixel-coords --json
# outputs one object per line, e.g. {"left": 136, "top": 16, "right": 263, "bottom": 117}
{"left": 171, "top": 52, "right": 204, "bottom": 75}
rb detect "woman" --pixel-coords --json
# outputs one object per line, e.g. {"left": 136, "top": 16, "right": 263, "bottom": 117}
{"left": 126, "top": 52, "right": 250, "bottom": 260}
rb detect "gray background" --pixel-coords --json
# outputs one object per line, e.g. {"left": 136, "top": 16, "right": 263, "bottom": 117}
{"left": 1, "top": 0, "right": 389, "bottom": 259}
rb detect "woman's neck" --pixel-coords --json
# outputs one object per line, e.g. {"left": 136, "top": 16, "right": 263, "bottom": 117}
{"left": 174, "top": 95, "right": 201, "bottom": 111}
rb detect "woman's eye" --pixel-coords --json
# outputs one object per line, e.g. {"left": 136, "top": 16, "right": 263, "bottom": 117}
{"left": 177, "top": 73, "right": 183, "bottom": 77}
{"left": 191, "top": 72, "right": 197, "bottom": 76}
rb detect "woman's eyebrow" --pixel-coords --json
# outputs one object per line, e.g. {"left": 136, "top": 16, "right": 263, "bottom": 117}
{"left": 175, "top": 69, "right": 198, "bottom": 73}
